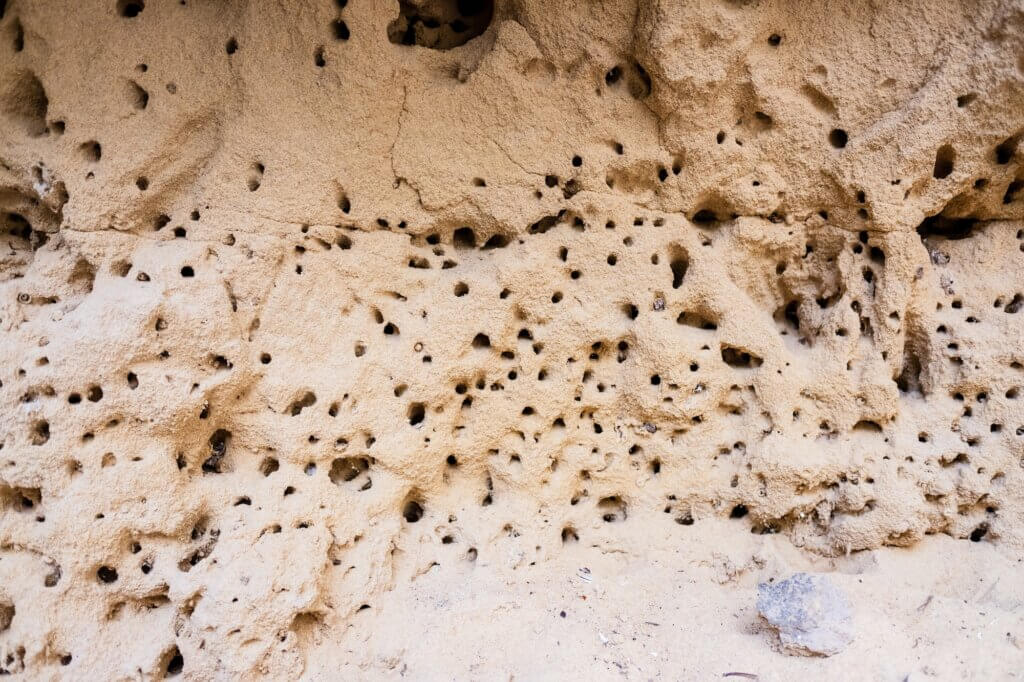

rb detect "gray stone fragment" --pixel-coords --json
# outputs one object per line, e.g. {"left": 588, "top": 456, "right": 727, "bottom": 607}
{"left": 757, "top": 572, "right": 853, "bottom": 656}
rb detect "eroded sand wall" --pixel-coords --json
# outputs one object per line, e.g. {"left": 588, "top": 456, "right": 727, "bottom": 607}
{"left": 0, "top": 0, "right": 1022, "bottom": 677}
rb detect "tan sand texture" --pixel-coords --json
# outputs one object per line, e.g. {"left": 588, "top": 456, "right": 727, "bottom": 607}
{"left": 0, "top": 0, "right": 1022, "bottom": 678}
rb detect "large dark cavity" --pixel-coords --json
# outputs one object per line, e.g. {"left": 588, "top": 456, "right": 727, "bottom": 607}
{"left": 388, "top": 0, "right": 494, "bottom": 50}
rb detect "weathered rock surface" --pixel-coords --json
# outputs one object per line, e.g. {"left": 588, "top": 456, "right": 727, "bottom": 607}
{"left": 0, "top": 0, "right": 1022, "bottom": 677}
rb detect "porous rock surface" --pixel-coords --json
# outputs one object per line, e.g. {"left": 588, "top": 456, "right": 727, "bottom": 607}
{"left": 0, "top": 0, "right": 1023, "bottom": 678}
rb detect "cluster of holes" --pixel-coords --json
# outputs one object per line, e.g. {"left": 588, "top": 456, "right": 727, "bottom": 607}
{"left": 5, "top": 46, "right": 1022, "bottom": 677}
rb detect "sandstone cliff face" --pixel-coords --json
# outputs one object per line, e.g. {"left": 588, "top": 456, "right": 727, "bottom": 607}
{"left": 0, "top": 0, "right": 1022, "bottom": 678}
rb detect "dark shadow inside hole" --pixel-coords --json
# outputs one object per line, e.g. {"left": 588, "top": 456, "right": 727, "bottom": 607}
{"left": 670, "top": 253, "right": 688, "bottom": 289}
{"left": 117, "top": 0, "right": 144, "bottom": 18}
{"left": 482, "top": 233, "right": 508, "bottom": 249}
{"left": 403, "top": 498, "right": 424, "bottom": 523}
{"left": 916, "top": 214, "right": 979, "bottom": 240}
{"left": 691, "top": 208, "right": 718, "bottom": 225}
{"left": 995, "top": 134, "right": 1020, "bottom": 164}
{"left": 721, "top": 345, "right": 763, "bottom": 368}
{"left": 408, "top": 402, "right": 425, "bottom": 425}
{"left": 453, "top": 226, "right": 476, "bottom": 248}
{"left": 828, "top": 128, "right": 848, "bottom": 149}
{"left": 165, "top": 647, "right": 183, "bottom": 677}
{"left": 933, "top": 144, "right": 955, "bottom": 179}
{"left": 387, "top": 0, "right": 493, "bottom": 50}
